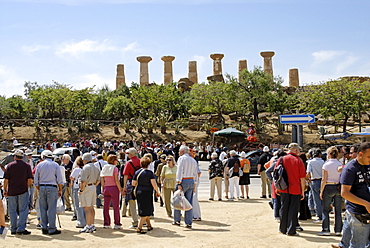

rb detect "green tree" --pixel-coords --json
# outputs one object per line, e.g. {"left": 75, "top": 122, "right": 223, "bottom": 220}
{"left": 235, "top": 67, "right": 284, "bottom": 123}
{"left": 299, "top": 78, "right": 370, "bottom": 132}
{"left": 130, "top": 82, "right": 189, "bottom": 120}
{"left": 190, "top": 81, "right": 238, "bottom": 123}
{"left": 103, "top": 96, "right": 134, "bottom": 120}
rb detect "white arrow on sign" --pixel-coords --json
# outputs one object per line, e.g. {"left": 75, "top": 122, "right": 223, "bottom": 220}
{"left": 279, "top": 114, "right": 315, "bottom": 124}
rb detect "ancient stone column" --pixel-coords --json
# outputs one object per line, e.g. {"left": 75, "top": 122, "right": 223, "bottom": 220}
{"left": 289, "top": 68, "right": 300, "bottom": 87}
{"left": 210, "top": 53, "right": 224, "bottom": 75}
{"left": 161, "top": 56, "right": 175, "bottom": 86}
{"left": 238, "top": 60, "right": 248, "bottom": 82}
{"left": 136, "top": 56, "right": 152, "bottom": 86}
{"left": 260, "top": 51, "right": 275, "bottom": 75}
{"left": 116, "top": 64, "right": 125, "bottom": 89}
{"left": 188, "top": 61, "right": 198, "bottom": 84}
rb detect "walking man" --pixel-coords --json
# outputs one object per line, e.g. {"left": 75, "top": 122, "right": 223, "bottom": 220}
{"left": 257, "top": 146, "right": 272, "bottom": 198}
{"left": 173, "top": 145, "right": 198, "bottom": 228}
{"left": 278, "top": 143, "right": 306, "bottom": 236}
{"left": 334, "top": 142, "right": 370, "bottom": 248}
{"left": 61, "top": 154, "right": 73, "bottom": 211}
{"left": 34, "top": 150, "right": 63, "bottom": 235}
{"left": 79, "top": 153, "right": 101, "bottom": 233}
{"left": 208, "top": 152, "right": 223, "bottom": 201}
{"left": 306, "top": 148, "right": 324, "bottom": 223}
{"left": 3, "top": 149, "right": 33, "bottom": 235}
{"left": 122, "top": 148, "right": 140, "bottom": 229}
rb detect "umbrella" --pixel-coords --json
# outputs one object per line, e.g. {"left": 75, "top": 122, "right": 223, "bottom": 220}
{"left": 213, "top": 127, "right": 247, "bottom": 137}
{"left": 212, "top": 127, "right": 247, "bottom": 144}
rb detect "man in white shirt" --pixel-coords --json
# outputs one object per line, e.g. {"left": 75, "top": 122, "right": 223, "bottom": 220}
{"left": 172, "top": 145, "right": 198, "bottom": 228}
{"left": 12, "top": 137, "right": 18, "bottom": 146}
{"left": 306, "top": 148, "right": 325, "bottom": 222}
{"left": 219, "top": 147, "right": 228, "bottom": 161}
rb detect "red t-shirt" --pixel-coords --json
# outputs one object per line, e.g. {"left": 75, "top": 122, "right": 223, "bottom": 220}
{"left": 279, "top": 153, "right": 306, "bottom": 195}
{"left": 122, "top": 156, "right": 141, "bottom": 179}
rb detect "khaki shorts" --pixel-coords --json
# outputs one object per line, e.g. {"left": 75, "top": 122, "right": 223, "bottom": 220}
{"left": 79, "top": 185, "right": 96, "bottom": 207}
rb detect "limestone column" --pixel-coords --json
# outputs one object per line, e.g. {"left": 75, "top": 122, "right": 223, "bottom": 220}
{"left": 136, "top": 56, "right": 152, "bottom": 86}
{"left": 210, "top": 53, "right": 224, "bottom": 75}
{"left": 161, "top": 56, "right": 175, "bottom": 86}
{"left": 260, "top": 51, "right": 275, "bottom": 75}
{"left": 289, "top": 68, "right": 299, "bottom": 87}
{"left": 238, "top": 60, "right": 248, "bottom": 82}
{"left": 188, "top": 61, "right": 198, "bottom": 84}
{"left": 116, "top": 64, "right": 125, "bottom": 89}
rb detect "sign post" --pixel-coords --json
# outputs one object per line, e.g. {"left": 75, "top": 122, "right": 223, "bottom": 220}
{"left": 280, "top": 114, "right": 315, "bottom": 147}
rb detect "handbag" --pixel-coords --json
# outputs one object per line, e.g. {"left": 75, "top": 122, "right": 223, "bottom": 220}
{"left": 133, "top": 169, "right": 145, "bottom": 197}
{"left": 56, "top": 197, "right": 64, "bottom": 214}
{"left": 238, "top": 168, "right": 243, "bottom": 177}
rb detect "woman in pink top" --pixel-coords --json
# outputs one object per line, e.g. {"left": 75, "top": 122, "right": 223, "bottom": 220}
{"left": 101, "top": 155, "right": 123, "bottom": 229}
{"left": 318, "top": 146, "right": 343, "bottom": 236}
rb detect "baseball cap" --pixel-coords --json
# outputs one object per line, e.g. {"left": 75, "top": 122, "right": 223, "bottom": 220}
{"left": 14, "top": 149, "right": 24, "bottom": 157}
{"left": 263, "top": 146, "right": 270, "bottom": 152}
{"left": 288, "top": 143, "right": 301, "bottom": 151}
{"left": 41, "top": 150, "right": 53, "bottom": 158}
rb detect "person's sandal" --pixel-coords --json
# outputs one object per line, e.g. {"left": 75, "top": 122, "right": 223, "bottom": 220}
{"left": 136, "top": 228, "right": 147, "bottom": 234}
{"left": 147, "top": 226, "right": 153, "bottom": 231}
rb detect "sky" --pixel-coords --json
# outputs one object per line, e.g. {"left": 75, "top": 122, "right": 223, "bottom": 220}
{"left": 1, "top": 0, "right": 370, "bottom": 97}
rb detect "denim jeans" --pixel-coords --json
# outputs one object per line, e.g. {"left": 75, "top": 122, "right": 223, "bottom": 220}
{"left": 311, "top": 180, "right": 323, "bottom": 219}
{"left": 340, "top": 210, "right": 370, "bottom": 248}
{"left": 72, "top": 188, "right": 86, "bottom": 227}
{"left": 174, "top": 179, "right": 194, "bottom": 225}
{"left": 28, "top": 186, "right": 35, "bottom": 209}
{"left": 96, "top": 183, "right": 102, "bottom": 207}
{"left": 322, "top": 185, "right": 343, "bottom": 233}
{"left": 39, "top": 186, "right": 58, "bottom": 233}
{"left": 273, "top": 195, "right": 281, "bottom": 218}
{"left": 8, "top": 191, "right": 29, "bottom": 232}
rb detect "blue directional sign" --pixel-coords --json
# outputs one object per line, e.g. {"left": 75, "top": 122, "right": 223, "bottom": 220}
{"left": 279, "top": 114, "right": 315, "bottom": 124}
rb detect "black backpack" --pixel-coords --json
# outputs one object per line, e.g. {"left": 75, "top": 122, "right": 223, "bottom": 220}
{"left": 273, "top": 156, "right": 289, "bottom": 191}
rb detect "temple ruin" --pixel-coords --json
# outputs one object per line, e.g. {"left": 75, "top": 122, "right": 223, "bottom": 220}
{"left": 115, "top": 50, "right": 304, "bottom": 89}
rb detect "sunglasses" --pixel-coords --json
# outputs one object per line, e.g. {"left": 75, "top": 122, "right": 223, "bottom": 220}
{"left": 167, "top": 159, "right": 172, "bottom": 161}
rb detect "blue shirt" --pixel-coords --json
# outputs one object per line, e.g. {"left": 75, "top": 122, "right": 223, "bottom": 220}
{"left": 34, "top": 158, "right": 64, "bottom": 186}
{"left": 340, "top": 159, "right": 370, "bottom": 214}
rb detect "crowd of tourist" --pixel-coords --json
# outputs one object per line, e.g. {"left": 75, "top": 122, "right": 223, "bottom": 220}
{"left": 1, "top": 137, "right": 370, "bottom": 248}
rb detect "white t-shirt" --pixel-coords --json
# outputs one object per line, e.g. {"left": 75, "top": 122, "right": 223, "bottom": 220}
{"left": 148, "top": 162, "right": 154, "bottom": 173}
{"left": 323, "top": 159, "right": 342, "bottom": 183}
{"left": 59, "top": 165, "right": 66, "bottom": 184}
{"left": 70, "top": 167, "right": 82, "bottom": 189}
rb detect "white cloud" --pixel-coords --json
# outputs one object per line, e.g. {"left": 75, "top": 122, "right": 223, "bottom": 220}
{"left": 122, "top": 42, "right": 139, "bottom": 54}
{"left": 312, "top": 50, "right": 345, "bottom": 64}
{"left": 55, "top": 39, "right": 138, "bottom": 58}
{"left": 310, "top": 50, "right": 361, "bottom": 75}
{"left": 21, "top": 45, "right": 50, "bottom": 53}
{"left": 336, "top": 55, "right": 359, "bottom": 74}
{"left": 294, "top": 71, "right": 336, "bottom": 86}
{"left": 0, "top": 65, "right": 27, "bottom": 97}
{"left": 78, "top": 73, "right": 114, "bottom": 90}
{"left": 55, "top": 39, "right": 117, "bottom": 57}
